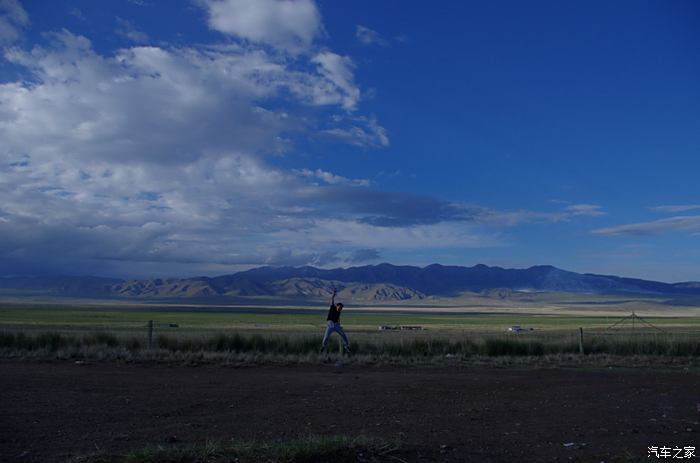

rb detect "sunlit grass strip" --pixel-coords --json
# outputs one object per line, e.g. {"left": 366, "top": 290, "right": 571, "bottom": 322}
{"left": 68, "top": 435, "right": 400, "bottom": 463}
{"left": 5, "top": 306, "right": 700, "bottom": 331}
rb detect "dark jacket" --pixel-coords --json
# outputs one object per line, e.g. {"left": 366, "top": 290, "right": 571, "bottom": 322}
{"left": 326, "top": 303, "right": 341, "bottom": 322}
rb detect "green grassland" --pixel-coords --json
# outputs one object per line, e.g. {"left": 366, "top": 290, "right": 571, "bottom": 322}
{"left": 0, "top": 295, "right": 700, "bottom": 333}
{"left": 2, "top": 299, "right": 700, "bottom": 363}
{"left": 3, "top": 303, "right": 700, "bottom": 333}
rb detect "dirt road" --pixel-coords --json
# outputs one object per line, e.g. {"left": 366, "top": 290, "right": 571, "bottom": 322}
{"left": 1, "top": 361, "right": 699, "bottom": 462}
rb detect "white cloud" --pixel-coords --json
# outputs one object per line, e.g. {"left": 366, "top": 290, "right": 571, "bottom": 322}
{"left": 322, "top": 115, "right": 389, "bottom": 147}
{"left": 311, "top": 52, "right": 360, "bottom": 110}
{"left": 0, "top": 29, "right": 390, "bottom": 274}
{"left": 1, "top": 31, "right": 368, "bottom": 164}
{"left": 565, "top": 204, "right": 606, "bottom": 217}
{"left": 68, "top": 7, "right": 86, "bottom": 21}
{"left": 356, "top": 25, "right": 388, "bottom": 47}
{"left": 296, "top": 169, "right": 370, "bottom": 187}
{"left": 0, "top": 11, "right": 607, "bottom": 277}
{"left": 202, "top": 0, "right": 321, "bottom": 53}
{"left": 272, "top": 219, "right": 501, "bottom": 250}
{"left": 652, "top": 204, "right": 700, "bottom": 213}
{"left": 115, "top": 17, "right": 149, "bottom": 43}
{"left": 0, "top": 0, "right": 28, "bottom": 44}
{"left": 593, "top": 216, "right": 700, "bottom": 236}
{"left": 479, "top": 210, "right": 566, "bottom": 226}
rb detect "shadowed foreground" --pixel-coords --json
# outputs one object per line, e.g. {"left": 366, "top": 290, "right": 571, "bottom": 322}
{"left": 1, "top": 361, "right": 699, "bottom": 462}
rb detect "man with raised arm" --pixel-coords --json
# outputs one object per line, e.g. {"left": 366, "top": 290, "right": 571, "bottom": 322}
{"left": 320, "top": 288, "right": 351, "bottom": 354}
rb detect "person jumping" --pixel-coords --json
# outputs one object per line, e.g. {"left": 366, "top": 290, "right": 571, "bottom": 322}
{"left": 320, "top": 288, "right": 351, "bottom": 354}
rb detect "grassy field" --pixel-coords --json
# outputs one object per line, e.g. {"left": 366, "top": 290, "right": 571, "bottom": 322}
{"left": 67, "top": 435, "right": 401, "bottom": 463}
{"left": 3, "top": 300, "right": 700, "bottom": 332}
{"left": 2, "top": 300, "right": 700, "bottom": 364}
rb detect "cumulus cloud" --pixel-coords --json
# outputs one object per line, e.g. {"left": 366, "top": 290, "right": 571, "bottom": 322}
{"left": 593, "top": 216, "right": 700, "bottom": 236}
{"left": 1, "top": 31, "right": 369, "bottom": 165}
{"left": 0, "top": 6, "right": 607, "bottom": 277}
{"left": 0, "top": 27, "right": 386, "bottom": 275}
{"left": 0, "top": 0, "right": 28, "bottom": 44}
{"left": 2, "top": 34, "right": 295, "bottom": 164}
{"left": 356, "top": 25, "right": 389, "bottom": 47}
{"left": 201, "top": 0, "right": 321, "bottom": 53}
{"left": 0, "top": 27, "right": 506, "bottom": 276}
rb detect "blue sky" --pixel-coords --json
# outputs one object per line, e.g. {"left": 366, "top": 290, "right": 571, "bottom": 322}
{"left": 1, "top": 0, "right": 699, "bottom": 281}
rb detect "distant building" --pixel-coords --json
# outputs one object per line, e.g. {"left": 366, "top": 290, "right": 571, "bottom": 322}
{"left": 507, "top": 325, "right": 534, "bottom": 333}
{"left": 379, "top": 325, "right": 424, "bottom": 331}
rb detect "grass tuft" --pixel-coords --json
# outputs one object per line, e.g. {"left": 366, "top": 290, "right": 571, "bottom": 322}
{"left": 70, "top": 435, "right": 400, "bottom": 463}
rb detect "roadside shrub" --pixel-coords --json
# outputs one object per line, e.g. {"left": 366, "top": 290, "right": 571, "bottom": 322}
{"left": 84, "top": 332, "right": 119, "bottom": 347}
{"left": 483, "top": 339, "right": 528, "bottom": 356}
{"left": 35, "top": 332, "right": 68, "bottom": 351}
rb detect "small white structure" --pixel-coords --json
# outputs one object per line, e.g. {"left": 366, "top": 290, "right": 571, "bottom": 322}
{"left": 508, "top": 325, "right": 534, "bottom": 333}
{"left": 379, "top": 325, "right": 425, "bottom": 331}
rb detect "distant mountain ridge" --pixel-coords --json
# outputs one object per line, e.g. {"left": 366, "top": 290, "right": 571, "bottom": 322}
{"left": 1, "top": 263, "right": 699, "bottom": 301}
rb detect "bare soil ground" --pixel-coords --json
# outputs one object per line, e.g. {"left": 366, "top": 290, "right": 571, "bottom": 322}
{"left": 1, "top": 360, "right": 699, "bottom": 462}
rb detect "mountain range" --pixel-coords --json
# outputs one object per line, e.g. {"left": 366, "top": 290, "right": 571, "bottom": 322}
{"left": 1, "top": 263, "right": 699, "bottom": 302}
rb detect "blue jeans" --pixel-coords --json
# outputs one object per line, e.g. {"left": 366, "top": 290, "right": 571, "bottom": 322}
{"left": 321, "top": 320, "right": 349, "bottom": 350}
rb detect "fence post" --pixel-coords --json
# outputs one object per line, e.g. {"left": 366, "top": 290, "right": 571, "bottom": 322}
{"left": 578, "top": 327, "right": 584, "bottom": 355}
{"left": 148, "top": 320, "right": 154, "bottom": 349}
